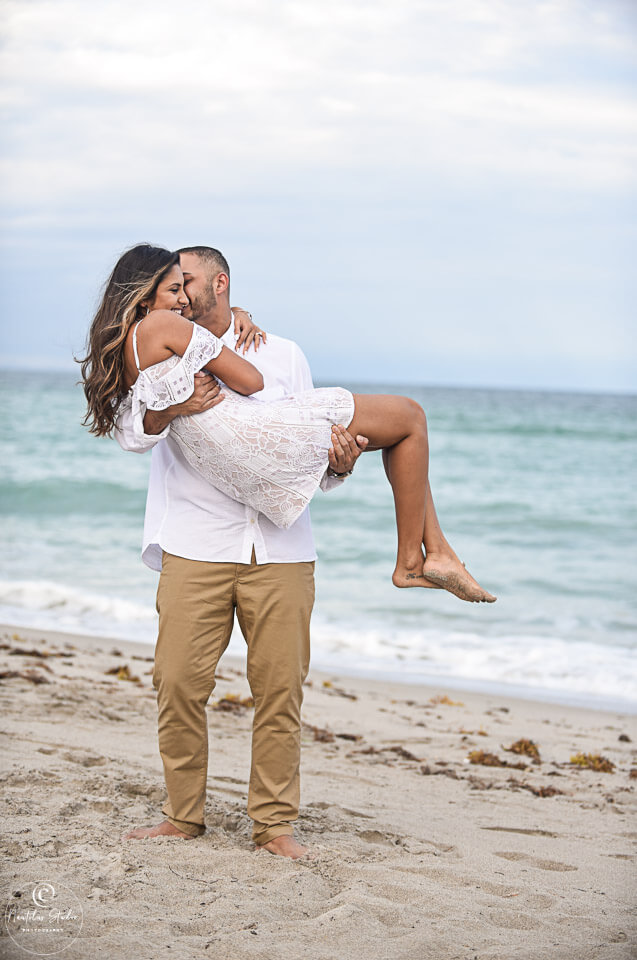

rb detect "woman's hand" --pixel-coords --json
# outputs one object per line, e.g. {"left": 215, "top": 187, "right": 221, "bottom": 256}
{"left": 232, "top": 307, "right": 267, "bottom": 354}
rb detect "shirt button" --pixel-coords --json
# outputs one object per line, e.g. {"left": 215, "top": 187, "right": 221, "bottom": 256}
{"left": 250, "top": 519, "right": 255, "bottom": 524}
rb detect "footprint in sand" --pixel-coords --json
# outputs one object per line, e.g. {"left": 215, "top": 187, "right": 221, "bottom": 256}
{"left": 487, "top": 909, "right": 541, "bottom": 930}
{"left": 63, "top": 751, "right": 107, "bottom": 767}
{"left": 494, "top": 851, "right": 577, "bottom": 871}
{"left": 357, "top": 829, "right": 401, "bottom": 847}
{"left": 308, "top": 801, "right": 374, "bottom": 819}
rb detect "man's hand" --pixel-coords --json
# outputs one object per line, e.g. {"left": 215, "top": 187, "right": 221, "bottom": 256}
{"left": 327, "top": 424, "right": 369, "bottom": 477}
{"left": 142, "top": 373, "right": 224, "bottom": 435}
{"left": 232, "top": 307, "right": 267, "bottom": 355}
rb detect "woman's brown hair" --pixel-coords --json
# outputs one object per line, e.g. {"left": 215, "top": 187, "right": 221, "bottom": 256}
{"left": 79, "top": 244, "right": 179, "bottom": 437}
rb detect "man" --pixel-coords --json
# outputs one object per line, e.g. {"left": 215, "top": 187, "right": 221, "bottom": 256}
{"left": 115, "top": 246, "right": 367, "bottom": 859}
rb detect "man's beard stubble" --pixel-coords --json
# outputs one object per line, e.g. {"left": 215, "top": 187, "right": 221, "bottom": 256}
{"left": 188, "top": 280, "right": 217, "bottom": 320}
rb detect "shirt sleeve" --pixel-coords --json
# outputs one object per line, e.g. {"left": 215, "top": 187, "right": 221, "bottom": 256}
{"left": 320, "top": 468, "right": 347, "bottom": 492}
{"left": 113, "top": 395, "right": 169, "bottom": 453}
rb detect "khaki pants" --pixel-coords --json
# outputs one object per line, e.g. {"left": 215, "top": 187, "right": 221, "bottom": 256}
{"left": 153, "top": 551, "right": 315, "bottom": 845}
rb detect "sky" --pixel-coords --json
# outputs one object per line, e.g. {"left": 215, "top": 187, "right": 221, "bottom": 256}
{"left": 1, "top": 0, "right": 636, "bottom": 392}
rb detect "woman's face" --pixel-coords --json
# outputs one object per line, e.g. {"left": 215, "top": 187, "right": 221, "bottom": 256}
{"left": 146, "top": 264, "right": 189, "bottom": 314}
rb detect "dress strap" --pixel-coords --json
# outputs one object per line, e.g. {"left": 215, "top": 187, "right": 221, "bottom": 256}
{"left": 132, "top": 319, "right": 143, "bottom": 373}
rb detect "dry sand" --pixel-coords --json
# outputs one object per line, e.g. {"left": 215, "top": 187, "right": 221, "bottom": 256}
{"left": 0, "top": 623, "right": 635, "bottom": 960}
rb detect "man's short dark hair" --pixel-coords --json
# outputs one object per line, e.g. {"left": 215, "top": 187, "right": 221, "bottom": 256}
{"left": 176, "top": 246, "right": 230, "bottom": 279}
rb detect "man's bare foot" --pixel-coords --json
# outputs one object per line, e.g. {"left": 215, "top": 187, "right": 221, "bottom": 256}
{"left": 392, "top": 566, "right": 442, "bottom": 589}
{"left": 122, "top": 819, "right": 196, "bottom": 841}
{"left": 422, "top": 556, "right": 496, "bottom": 603}
{"left": 256, "top": 835, "right": 309, "bottom": 859}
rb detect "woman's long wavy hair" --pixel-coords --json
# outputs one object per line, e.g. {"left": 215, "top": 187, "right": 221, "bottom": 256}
{"left": 80, "top": 244, "right": 180, "bottom": 437}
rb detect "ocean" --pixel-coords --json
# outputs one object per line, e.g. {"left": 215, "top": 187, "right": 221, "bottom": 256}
{"left": 1, "top": 370, "right": 635, "bottom": 711}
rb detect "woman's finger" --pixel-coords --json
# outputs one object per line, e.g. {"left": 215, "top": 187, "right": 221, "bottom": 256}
{"left": 231, "top": 308, "right": 253, "bottom": 351}
{"left": 233, "top": 308, "right": 250, "bottom": 340}
{"left": 242, "top": 329, "right": 256, "bottom": 355}
{"left": 235, "top": 328, "right": 249, "bottom": 352}
{"left": 245, "top": 329, "right": 266, "bottom": 354}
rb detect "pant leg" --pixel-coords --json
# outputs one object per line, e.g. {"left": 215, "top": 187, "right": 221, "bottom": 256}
{"left": 234, "top": 560, "right": 315, "bottom": 845}
{"left": 154, "top": 551, "right": 236, "bottom": 837}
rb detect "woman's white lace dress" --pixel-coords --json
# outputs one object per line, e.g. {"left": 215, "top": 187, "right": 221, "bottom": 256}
{"left": 129, "top": 323, "right": 355, "bottom": 529}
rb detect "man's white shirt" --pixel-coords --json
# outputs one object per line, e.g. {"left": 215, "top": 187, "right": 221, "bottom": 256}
{"left": 114, "top": 325, "right": 343, "bottom": 570}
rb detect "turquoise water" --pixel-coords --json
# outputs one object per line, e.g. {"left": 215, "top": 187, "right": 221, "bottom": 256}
{"left": 1, "top": 371, "right": 635, "bottom": 709}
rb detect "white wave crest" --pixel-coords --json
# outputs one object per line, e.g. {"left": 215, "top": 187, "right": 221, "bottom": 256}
{"left": 0, "top": 578, "right": 635, "bottom": 708}
{"left": 0, "top": 579, "right": 157, "bottom": 642}
{"left": 309, "top": 619, "right": 637, "bottom": 706}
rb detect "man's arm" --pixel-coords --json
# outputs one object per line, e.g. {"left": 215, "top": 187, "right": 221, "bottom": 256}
{"left": 327, "top": 423, "right": 369, "bottom": 477}
{"left": 114, "top": 373, "right": 223, "bottom": 452}
{"left": 142, "top": 371, "right": 228, "bottom": 433}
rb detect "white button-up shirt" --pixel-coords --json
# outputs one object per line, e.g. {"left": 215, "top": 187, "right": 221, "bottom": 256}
{"left": 114, "top": 326, "right": 343, "bottom": 570}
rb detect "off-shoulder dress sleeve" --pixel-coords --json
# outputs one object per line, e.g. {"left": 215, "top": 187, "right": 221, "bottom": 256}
{"left": 129, "top": 324, "right": 223, "bottom": 439}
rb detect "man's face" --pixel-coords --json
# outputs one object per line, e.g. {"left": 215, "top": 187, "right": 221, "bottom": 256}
{"left": 180, "top": 252, "right": 218, "bottom": 320}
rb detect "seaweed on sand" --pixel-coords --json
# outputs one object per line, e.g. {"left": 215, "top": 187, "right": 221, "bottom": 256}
{"left": 569, "top": 752, "right": 615, "bottom": 773}
{"left": 504, "top": 738, "right": 541, "bottom": 763}
{"left": 0, "top": 668, "right": 51, "bottom": 684}
{"left": 105, "top": 664, "right": 140, "bottom": 682}
{"left": 468, "top": 750, "right": 527, "bottom": 770}
{"left": 212, "top": 694, "right": 255, "bottom": 713}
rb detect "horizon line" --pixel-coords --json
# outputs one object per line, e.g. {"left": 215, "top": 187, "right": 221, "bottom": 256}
{"left": 0, "top": 363, "right": 635, "bottom": 400}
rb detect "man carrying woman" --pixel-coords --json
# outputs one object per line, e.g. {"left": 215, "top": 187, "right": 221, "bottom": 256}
{"left": 112, "top": 245, "right": 366, "bottom": 859}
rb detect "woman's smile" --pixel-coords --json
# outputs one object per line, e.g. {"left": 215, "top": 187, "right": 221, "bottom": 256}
{"left": 146, "top": 264, "right": 189, "bottom": 314}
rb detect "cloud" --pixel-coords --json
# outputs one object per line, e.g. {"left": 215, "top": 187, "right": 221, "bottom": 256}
{"left": 0, "top": 0, "right": 635, "bottom": 391}
{"left": 1, "top": 0, "right": 636, "bottom": 215}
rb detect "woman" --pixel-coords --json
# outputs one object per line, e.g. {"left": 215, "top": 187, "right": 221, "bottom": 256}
{"left": 81, "top": 244, "right": 496, "bottom": 603}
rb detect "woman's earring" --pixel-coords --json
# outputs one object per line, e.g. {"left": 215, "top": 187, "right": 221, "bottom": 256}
{"left": 145, "top": 307, "right": 150, "bottom": 316}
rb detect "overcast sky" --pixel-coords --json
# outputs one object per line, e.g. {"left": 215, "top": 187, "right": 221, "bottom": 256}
{"left": 1, "top": 0, "right": 635, "bottom": 391}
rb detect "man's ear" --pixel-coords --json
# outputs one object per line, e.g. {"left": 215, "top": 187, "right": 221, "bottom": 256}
{"left": 215, "top": 272, "right": 229, "bottom": 296}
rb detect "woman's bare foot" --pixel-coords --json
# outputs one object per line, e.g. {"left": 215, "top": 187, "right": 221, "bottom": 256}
{"left": 422, "top": 556, "right": 496, "bottom": 603}
{"left": 257, "top": 835, "right": 310, "bottom": 859}
{"left": 392, "top": 555, "right": 443, "bottom": 589}
{"left": 122, "top": 819, "right": 196, "bottom": 841}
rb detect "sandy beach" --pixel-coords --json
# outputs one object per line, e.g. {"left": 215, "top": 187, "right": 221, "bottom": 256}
{"left": 1, "top": 622, "right": 635, "bottom": 960}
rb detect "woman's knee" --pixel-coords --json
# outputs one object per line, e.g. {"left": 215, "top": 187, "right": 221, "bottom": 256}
{"left": 404, "top": 396, "right": 427, "bottom": 431}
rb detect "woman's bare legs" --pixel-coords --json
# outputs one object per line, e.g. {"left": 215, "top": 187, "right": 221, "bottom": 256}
{"left": 348, "top": 394, "right": 495, "bottom": 603}
{"left": 418, "top": 475, "right": 495, "bottom": 600}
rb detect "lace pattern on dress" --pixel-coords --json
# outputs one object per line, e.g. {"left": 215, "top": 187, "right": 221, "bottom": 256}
{"left": 131, "top": 323, "right": 223, "bottom": 410}
{"left": 128, "top": 324, "right": 223, "bottom": 440}
{"left": 127, "top": 320, "right": 356, "bottom": 529}
{"left": 170, "top": 387, "right": 355, "bottom": 529}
